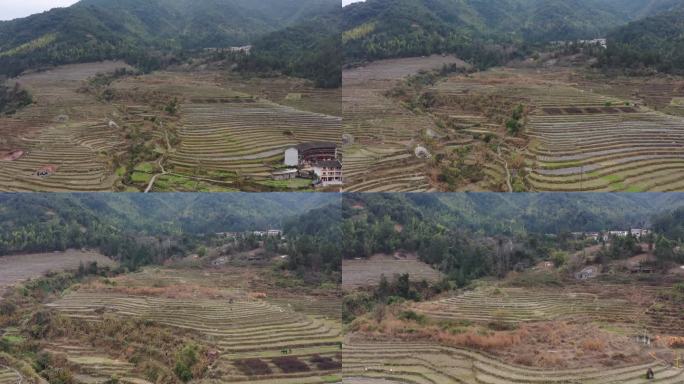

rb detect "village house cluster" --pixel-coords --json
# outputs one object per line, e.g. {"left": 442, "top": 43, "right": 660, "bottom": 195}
{"left": 215, "top": 229, "right": 283, "bottom": 238}
{"left": 570, "top": 228, "right": 651, "bottom": 242}
{"left": 272, "top": 141, "right": 343, "bottom": 187}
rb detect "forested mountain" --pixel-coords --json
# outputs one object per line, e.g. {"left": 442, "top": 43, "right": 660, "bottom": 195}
{"left": 0, "top": 193, "right": 338, "bottom": 257}
{"left": 343, "top": 193, "right": 683, "bottom": 239}
{"left": 283, "top": 201, "right": 342, "bottom": 275}
{"left": 342, "top": 0, "right": 684, "bottom": 65}
{"left": 601, "top": 6, "right": 684, "bottom": 74}
{"left": 0, "top": 0, "right": 339, "bottom": 77}
{"left": 342, "top": 193, "right": 684, "bottom": 286}
{"left": 243, "top": 10, "right": 342, "bottom": 88}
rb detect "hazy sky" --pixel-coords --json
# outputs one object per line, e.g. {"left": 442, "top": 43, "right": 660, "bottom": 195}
{"left": 342, "top": 0, "right": 365, "bottom": 6}
{"left": 0, "top": 0, "right": 78, "bottom": 21}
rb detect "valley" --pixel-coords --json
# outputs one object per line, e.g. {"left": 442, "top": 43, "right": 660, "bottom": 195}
{"left": 0, "top": 62, "right": 341, "bottom": 192}
{"left": 343, "top": 56, "right": 684, "bottom": 192}
{"left": 0, "top": 193, "right": 342, "bottom": 384}
{"left": 341, "top": 0, "right": 684, "bottom": 192}
{"left": 341, "top": 193, "right": 684, "bottom": 383}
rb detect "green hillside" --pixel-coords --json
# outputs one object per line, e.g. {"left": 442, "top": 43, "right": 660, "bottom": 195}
{"left": 343, "top": 193, "right": 684, "bottom": 237}
{"left": 0, "top": 0, "right": 339, "bottom": 77}
{"left": 244, "top": 10, "right": 342, "bottom": 88}
{"left": 0, "top": 193, "right": 338, "bottom": 257}
{"left": 342, "top": 0, "right": 684, "bottom": 65}
{"left": 601, "top": 6, "right": 684, "bottom": 74}
{"left": 342, "top": 193, "right": 684, "bottom": 286}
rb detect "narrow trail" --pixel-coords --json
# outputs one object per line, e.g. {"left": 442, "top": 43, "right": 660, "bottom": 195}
{"left": 144, "top": 157, "right": 167, "bottom": 193}
{"left": 497, "top": 144, "right": 513, "bottom": 192}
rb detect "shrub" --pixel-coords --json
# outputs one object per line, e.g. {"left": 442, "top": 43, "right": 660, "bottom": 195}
{"left": 0, "top": 300, "right": 17, "bottom": 317}
{"left": 174, "top": 344, "right": 199, "bottom": 382}
{"left": 398, "top": 310, "right": 426, "bottom": 324}
{"left": 550, "top": 250, "right": 569, "bottom": 267}
{"left": 43, "top": 368, "right": 75, "bottom": 384}
{"left": 580, "top": 338, "right": 606, "bottom": 351}
{"left": 506, "top": 118, "right": 521, "bottom": 135}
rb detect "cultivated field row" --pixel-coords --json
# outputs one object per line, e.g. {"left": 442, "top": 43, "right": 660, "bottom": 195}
{"left": 0, "top": 368, "right": 20, "bottom": 384}
{"left": 342, "top": 56, "right": 466, "bottom": 192}
{"left": 344, "top": 340, "right": 683, "bottom": 384}
{"left": 47, "top": 290, "right": 342, "bottom": 382}
{"left": 0, "top": 62, "right": 130, "bottom": 191}
{"left": 412, "top": 286, "right": 684, "bottom": 336}
{"left": 342, "top": 255, "right": 443, "bottom": 290}
{"left": 429, "top": 69, "right": 684, "bottom": 192}
{"left": 170, "top": 101, "right": 341, "bottom": 180}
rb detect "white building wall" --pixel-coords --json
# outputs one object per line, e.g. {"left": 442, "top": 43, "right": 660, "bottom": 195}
{"left": 284, "top": 148, "right": 299, "bottom": 167}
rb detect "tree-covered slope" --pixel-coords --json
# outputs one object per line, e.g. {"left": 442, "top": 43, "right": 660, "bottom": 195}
{"left": 343, "top": 193, "right": 683, "bottom": 237}
{"left": 0, "top": 193, "right": 338, "bottom": 256}
{"left": 244, "top": 10, "right": 342, "bottom": 88}
{"left": 601, "top": 6, "right": 684, "bottom": 74}
{"left": 342, "top": 0, "right": 684, "bottom": 65}
{"left": 0, "top": 0, "right": 339, "bottom": 77}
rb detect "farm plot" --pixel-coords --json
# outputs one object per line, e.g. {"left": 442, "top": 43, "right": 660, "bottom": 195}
{"left": 343, "top": 338, "right": 683, "bottom": 384}
{"left": 342, "top": 254, "right": 443, "bottom": 291}
{"left": 169, "top": 100, "right": 341, "bottom": 183}
{"left": 411, "top": 283, "right": 684, "bottom": 336}
{"left": 0, "top": 62, "right": 130, "bottom": 192}
{"left": 422, "top": 67, "right": 684, "bottom": 191}
{"left": 43, "top": 343, "right": 152, "bottom": 384}
{"left": 0, "top": 250, "right": 116, "bottom": 292}
{"left": 343, "top": 56, "right": 467, "bottom": 192}
{"left": 110, "top": 70, "right": 342, "bottom": 191}
{"left": 225, "top": 75, "right": 341, "bottom": 117}
{"left": 47, "top": 287, "right": 342, "bottom": 382}
{"left": 0, "top": 367, "right": 20, "bottom": 384}
{"left": 523, "top": 86, "right": 684, "bottom": 192}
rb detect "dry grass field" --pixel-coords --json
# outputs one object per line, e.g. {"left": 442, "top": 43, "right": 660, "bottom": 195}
{"left": 0, "top": 249, "right": 116, "bottom": 292}
{"left": 342, "top": 253, "right": 443, "bottom": 290}
{"left": 346, "top": 276, "right": 684, "bottom": 383}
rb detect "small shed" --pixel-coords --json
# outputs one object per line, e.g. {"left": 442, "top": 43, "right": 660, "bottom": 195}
{"left": 575, "top": 266, "right": 598, "bottom": 280}
{"left": 272, "top": 169, "right": 298, "bottom": 180}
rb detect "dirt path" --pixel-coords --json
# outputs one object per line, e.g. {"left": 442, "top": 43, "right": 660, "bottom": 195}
{"left": 497, "top": 144, "right": 513, "bottom": 192}
{"left": 144, "top": 157, "right": 168, "bottom": 193}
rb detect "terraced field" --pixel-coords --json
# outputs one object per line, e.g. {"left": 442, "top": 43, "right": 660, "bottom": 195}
{"left": 169, "top": 100, "right": 341, "bottom": 183}
{"left": 344, "top": 339, "right": 684, "bottom": 384}
{"left": 412, "top": 283, "right": 684, "bottom": 336}
{"left": 0, "top": 367, "right": 20, "bottom": 384}
{"left": 108, "top": 70, "right": 343, "bottom": 191}
{"left": 342, "top": 254, "right": 443, "bottom": 290}
{"left": 343, "top": 56, "right": 467, "bottom": 192}
{"left": 0, "top": 63, "right": 340, "bottom": 192}
{"left": 48, "top": 290, "right": 341, "bottom": 383}
{"left": 0, "top": 62, "right": 130, "bottom": 191}
{"left": 0, "top": 250, "right": 116, "bottom": 292}
{"left": 43, "top": 343, "right": 153, "bottom": 384}
{"left": 428, "top": 67, "right": 684, "bottom": 192}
